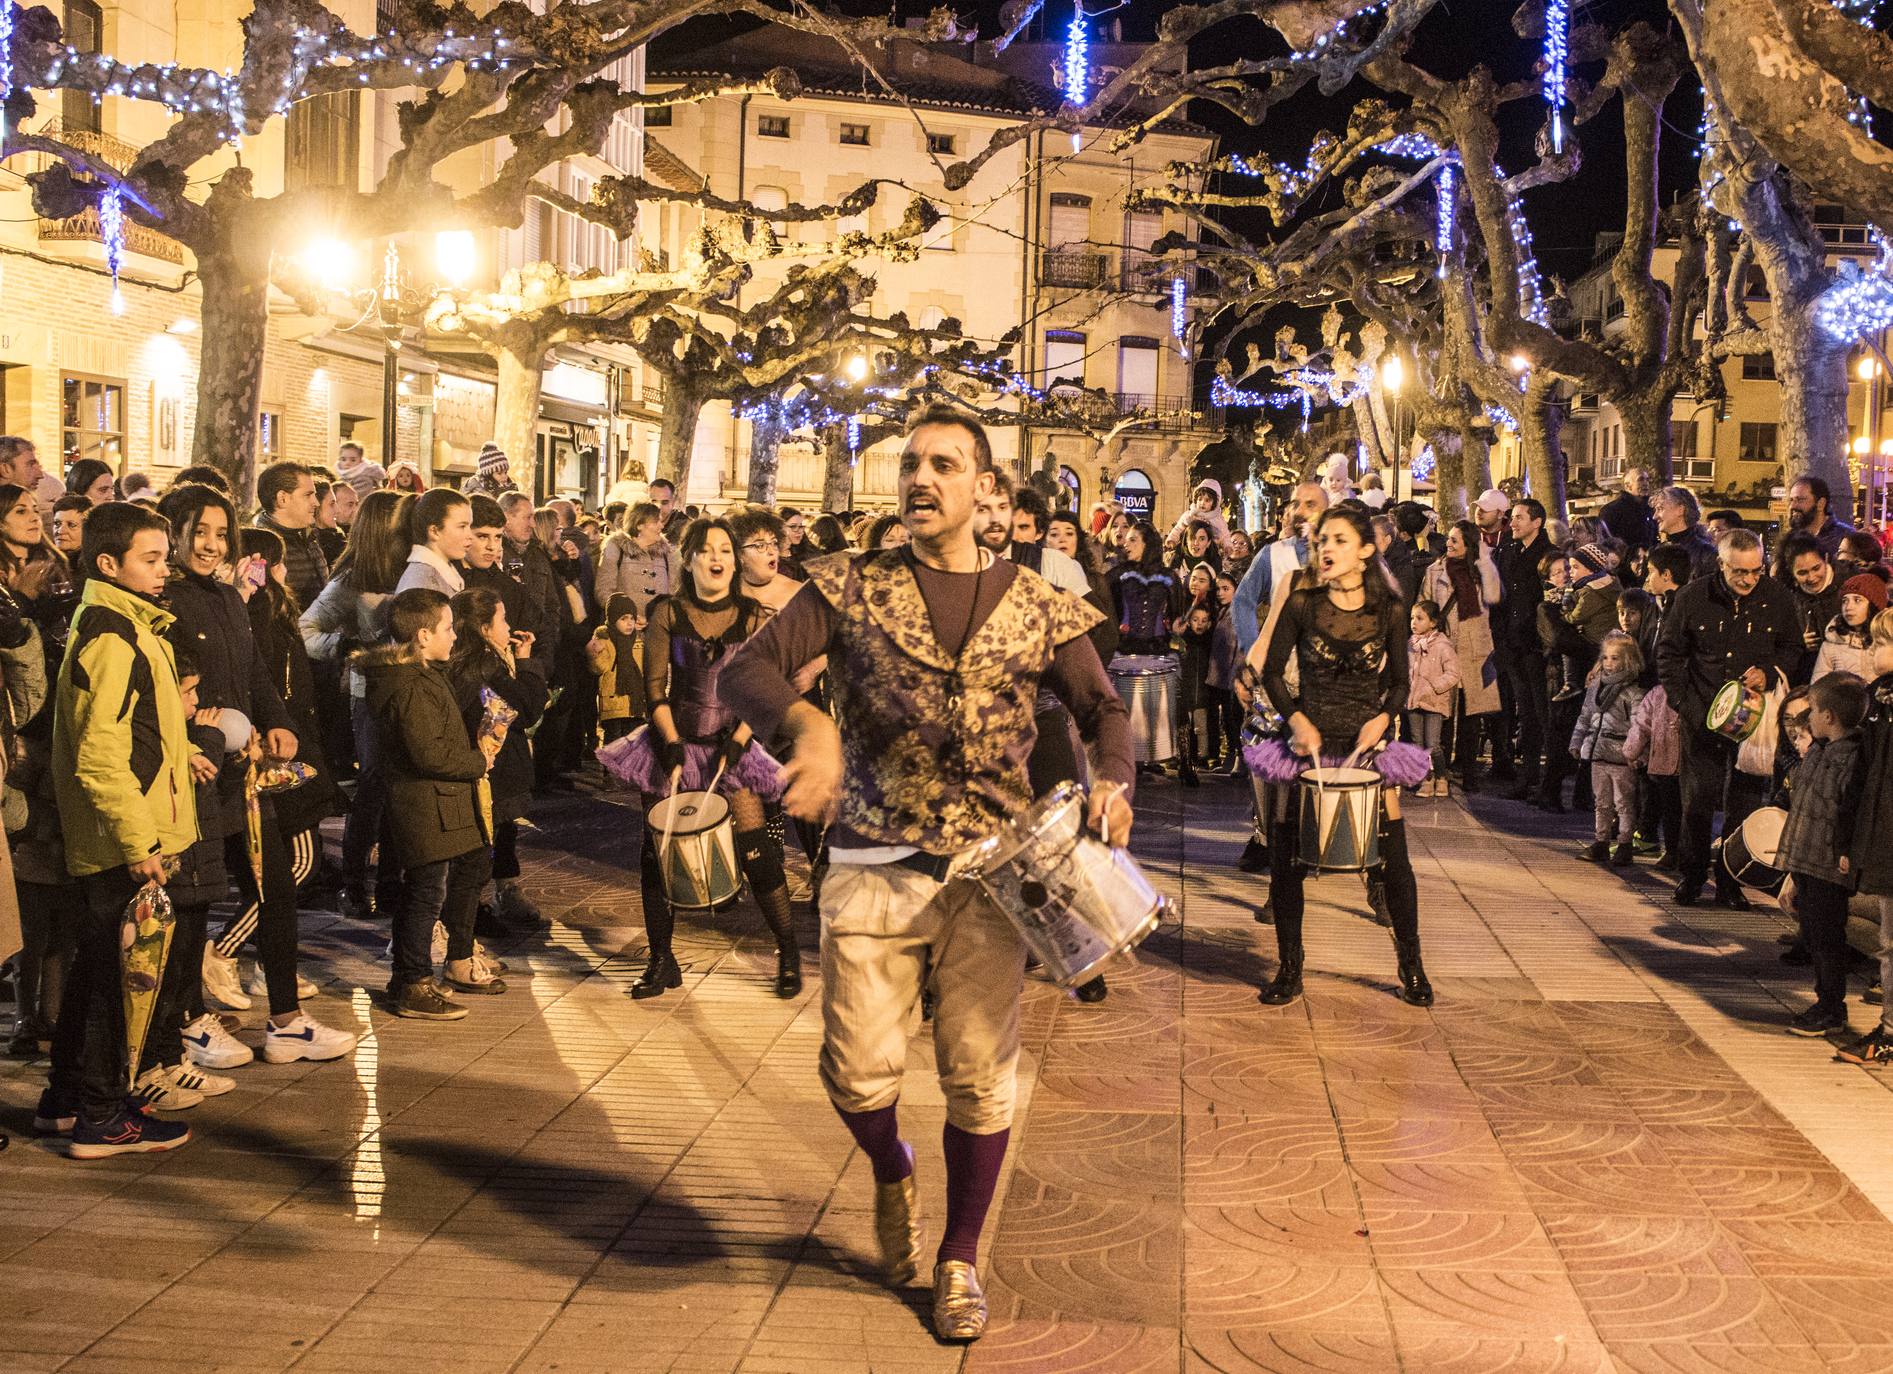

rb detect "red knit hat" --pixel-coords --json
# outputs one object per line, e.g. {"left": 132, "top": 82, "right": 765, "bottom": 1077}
{"left": 1841, "top": 572, "right": 1890, "bottom": 613}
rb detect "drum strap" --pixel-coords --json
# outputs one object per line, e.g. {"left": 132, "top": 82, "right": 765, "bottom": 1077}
{"left": 895, "top": 850, "right": 955, "bottom": 882}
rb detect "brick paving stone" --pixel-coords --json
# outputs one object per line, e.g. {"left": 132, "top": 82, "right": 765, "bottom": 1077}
{"left": 4, "top": 776, "right": 1893, "bottom": 1372}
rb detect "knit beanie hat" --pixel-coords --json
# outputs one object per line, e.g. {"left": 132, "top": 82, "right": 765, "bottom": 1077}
{"left": 1573, "top": 543, "right": 1612, "bottom": 578}
{"left": 477, "top": 443, "right": 509, "bottom": 479}
{"left": 1842, "top": 572, "right": 1890, "bottom": 613}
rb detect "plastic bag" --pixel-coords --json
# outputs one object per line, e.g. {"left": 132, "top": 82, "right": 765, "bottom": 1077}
{"left": 1736, "top": 671, "right": 1788, "bottom": 777}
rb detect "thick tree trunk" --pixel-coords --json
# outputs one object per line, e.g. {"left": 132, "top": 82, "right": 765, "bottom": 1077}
{"left": 1352, "top": 394, "right": 1389, "bottom": 470}
{"left": 492, "top": 335, "right": 546, "bottom": 493}
{"left": 189, "top": 241, "right": 271, "bottom": 496}
{"left": 1615, "top": 389, "right": 1674, "bottom": 485}
{"left": 655, "top": 388, "right": 703, "bottom": 489}
{"left": 1428, "top": 427, "right": 1468, "bottom": 521}
{"left": 1456, "top": 427, "right": 1491, "bottom": 518}
{"left": 1521, "top": 389, "right": 1567, "bottom": 517}
{"left": 1773, "top": 301, "right": 1853, "bottom": 510}
{"left": 746, "top": 408, "right": 786, "bottom": 506}
{"left": 821, "top": 425, "right": 854, "bottom": 513}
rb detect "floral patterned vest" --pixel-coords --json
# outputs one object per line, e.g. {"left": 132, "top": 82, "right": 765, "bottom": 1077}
{"left": 805, "top": 549, "right": 1102, "bottom": 854}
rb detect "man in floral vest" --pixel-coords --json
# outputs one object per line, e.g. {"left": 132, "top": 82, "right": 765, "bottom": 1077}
{"left": 721, "top": 405, "right": 1135, "bottom": 1342}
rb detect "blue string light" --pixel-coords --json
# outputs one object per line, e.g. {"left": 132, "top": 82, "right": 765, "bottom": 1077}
{"left": 1815, "top": 263, "right": 1893, "bottom": 344}
{"left": 1435, "top": 164, "right": 1456, "bottom": 278}
{"left": 0, "top": 1, "right": 14, "bottom": 145}
{"left": 1484, "top": 404, "right": 1519, "bottom": 432}
{"left": 1063, "top": 11, "right": 1088, "bottom": 153}
{"left": 1544, "top": 0, "right": 1569, "bottom": 154}
{"left": 1170, "top": 276, "right": 1187, "bottom": 352}
{"left": 1412, "top": 444, "right": 1436, "bottom": 481}
{"left": 98, "top": 183, "right": 126, "bottom": 314}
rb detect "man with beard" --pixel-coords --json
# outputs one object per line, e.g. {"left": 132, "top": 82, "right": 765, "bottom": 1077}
{"left": 1785, "top": 476, "right": 1856, "bottom": 564}
{"left": 719, "top": 405, "right": 1133, "bottom": 1343}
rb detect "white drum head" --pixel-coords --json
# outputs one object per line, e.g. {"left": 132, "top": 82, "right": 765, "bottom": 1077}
{"left": 1738, "top": 806, "right": 1788, "bottom": 865}
{"left": 649, "top": 790, "right": 730, "bottom": 838}
{"left": 1302, "top": 766, "right": 1382, "bottom": 787}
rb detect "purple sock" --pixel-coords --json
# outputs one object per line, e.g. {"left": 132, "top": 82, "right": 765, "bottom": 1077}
{"left": 836, "top": 1102, "right": 913, "bottom": 1184}
{"left": 937, "top": 1122, "right": 1011, "bottom": 1266}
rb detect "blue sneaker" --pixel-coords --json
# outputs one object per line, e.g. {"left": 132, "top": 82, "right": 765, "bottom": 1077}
{"left": 68, "top": 1102, "right": 191, "bottom": 1159}
{"left": 33, "top": 1087, "right": 78, "bottom": 1136}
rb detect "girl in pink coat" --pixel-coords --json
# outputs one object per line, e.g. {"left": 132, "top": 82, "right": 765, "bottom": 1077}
{"left": 1406, "top": 599, "right": 1461, "bottom": 797}
{"left": 1624, "top": 679, "right": 1683, "bottom": 869}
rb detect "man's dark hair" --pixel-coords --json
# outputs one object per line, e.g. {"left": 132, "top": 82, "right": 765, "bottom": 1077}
{"left": 603, "top": 501, "right": 627, "bottom": 526}
{"left": 307, "top": 465, "right": 337, "bottom": 484}
{"left": 1511, "top": 497, "right": 1546, "bottom": 525}
{"left": 905, "top": 403, "right": 994, "bottom": 472}
{"left": 648, "top": 478, "right": 676, "bottom": 497}
{"left": 1013, "top": 486, "right": 1051, "bottom": 538}
{"left": 1646, "top": 543, "right": 1692, "bottom": 584}
{"left": 256, "top": 461, "right": 312, "bottom": 516}
{"left": 1793, "top": 475, "right": 1832, "bottom": 508}
{"left": 1392, "top": 501, "right": 1429, "bottom": 539}
{"left": 81, "top": 501, "right": 169, "bottom": 580}
{"left": 469, "top": 494, "right": 505, "bottom": 530}
{"left": 388, "top": 586, "right": 452, "bottom": 643}
{"left": 1780, "top": 531, "right": 1825, "bottom": 568}
{"left": 168, "top": 464, "right": 231, "bottom": 494}
{"left": 985, "top": 468, "right": 1015, "bottom": 502}
{"left": 1705, "top": 508, "right": 1744, "bottom": 528}
{"left": 499, "top": 490, "right": 533, "bottom": 516}
{"left": 172, "top": 645, "right": 200, "bottom": 682}
{"left": 1809, "top": 671, "right": 1868, "bottom": 731}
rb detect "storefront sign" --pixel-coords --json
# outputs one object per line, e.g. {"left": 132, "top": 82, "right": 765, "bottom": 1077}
{"left": 1114, "top": 468, "right": 1156, "bottom": 520}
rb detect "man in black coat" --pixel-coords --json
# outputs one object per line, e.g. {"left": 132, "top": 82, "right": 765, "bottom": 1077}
{"left": 1598, "top": 467, "right": 1657, "bottom": 553}
{"left": 1655, "top": 528, "right": 1801, "bottom": 907}
{"left": 253, "top": 461, "right": 331, "bottom": 611}
{"left": 1497, "top": 498, "right": 1554, "bottom": 798}
{"left": 1652, "top": 485, "right": 1719, "bottom": 583}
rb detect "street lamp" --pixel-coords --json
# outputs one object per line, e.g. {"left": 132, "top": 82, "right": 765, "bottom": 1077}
{"left": 1380, "top": 355, "right": 1406, "bottom": 490}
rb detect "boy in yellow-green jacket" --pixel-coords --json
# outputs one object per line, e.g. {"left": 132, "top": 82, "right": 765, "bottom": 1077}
{"left": 39, "top": 502, "right": 198, "bottom": 1159}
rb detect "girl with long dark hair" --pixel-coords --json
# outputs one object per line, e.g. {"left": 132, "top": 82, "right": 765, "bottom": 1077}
{"left": 598, "top": 518, "right": 799, "bottom": 999}
{"left": 1105, "top": 519, "right": 1194, "bottom": 783}
{"left": 1248, "top": 505, "right": 1434, "bottom": 1008}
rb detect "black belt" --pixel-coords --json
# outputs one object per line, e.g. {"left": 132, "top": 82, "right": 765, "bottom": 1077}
{"left": 894, "top": 850, "right": 955, "bottom": 882}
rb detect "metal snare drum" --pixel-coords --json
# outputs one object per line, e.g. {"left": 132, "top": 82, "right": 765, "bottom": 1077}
{"left": 1721, "top": 805, "right": 1788, "bottom": 897}
{"left": 961, "top": 782, "right": 1168, "bottom": 987}
{"left": 1296, "top": 766, "right": 1384, "bottom": 874}
{"left": 1108, "top": 653, "right": 1179, "bottom": 763}
{"left": 649, "top": 790, "right": 742, "bottom": 911}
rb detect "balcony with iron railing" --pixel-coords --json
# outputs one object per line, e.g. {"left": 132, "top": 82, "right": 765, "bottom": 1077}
{"left": 25, "top": 122, "right": 184, "bottom": 264}
{"left": 1039, "top": 248, "right": 1108, "bottom": 290}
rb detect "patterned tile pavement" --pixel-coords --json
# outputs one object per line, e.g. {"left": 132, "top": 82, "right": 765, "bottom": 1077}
{"left": 3, "top": 771, "right": 1892, "bottom": 1373}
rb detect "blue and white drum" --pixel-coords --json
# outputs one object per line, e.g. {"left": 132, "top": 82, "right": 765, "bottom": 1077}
{"left": 1108, "top": 653, "right": 1179, "bottom": 763}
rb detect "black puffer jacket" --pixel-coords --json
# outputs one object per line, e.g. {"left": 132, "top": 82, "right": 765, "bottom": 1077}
{"left": 247, "top": 589, "right": 338, "bottom": 838}
{"left": 360, "top": 647, "right": 488, "bottom": 868}
{"left": 165, "top": 570, "right": 293, "bottom": 839}
{"left": 1496, "top": 531, "right": 1553, "bottom": 651}
{"left": 1660, "top": 524, "right": 1720, "bottom": 583}
{"left": 1849, "top": 672, "right": 1893, "bottom": 897}
{"left": 449, "top": 646, "right": 547, "bottom": 819}
{"left": 255, "top": 514, "right": 331, "bottom": 612}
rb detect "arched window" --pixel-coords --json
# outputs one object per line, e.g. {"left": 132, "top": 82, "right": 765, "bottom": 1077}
{"left": 1057, "top": 465, "right": 1081, "bottom": 512}
{"left": 1113, "top": 467, "right": 1155, "bottom": 522}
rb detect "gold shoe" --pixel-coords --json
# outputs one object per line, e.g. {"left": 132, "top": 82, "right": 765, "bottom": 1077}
{"left": 873, "top": 1173, "right": 924, "bottom": 1286}
{"left": 931, "top": 1259, "right": 988, "bottom": 1341}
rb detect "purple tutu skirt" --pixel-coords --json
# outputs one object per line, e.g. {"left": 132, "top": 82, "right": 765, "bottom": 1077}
{"left": 1242, "top": 737, "right": 1433, "bottom": 788}
{"left": 596, "top": 725, "right": 787, "bottom": 801}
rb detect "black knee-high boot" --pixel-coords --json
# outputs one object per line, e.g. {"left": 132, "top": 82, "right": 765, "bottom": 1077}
{"left": 1379, "top": 818, "right": 1432, "bottom": 1006}
{"left": 634, "top": 835, "right": 681, "bottom": 999}
{"left": 735, "top": 827, "right": 800, "bottom": 997}
{"left": 1259, "top": 818, "right": 1305, "bottom": 1004}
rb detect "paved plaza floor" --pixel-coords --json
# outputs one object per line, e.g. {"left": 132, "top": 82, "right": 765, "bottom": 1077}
{"left": 4, "top": 773, "right": 1893, "bottom": 1374}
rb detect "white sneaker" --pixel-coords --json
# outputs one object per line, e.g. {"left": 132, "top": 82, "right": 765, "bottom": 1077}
{"left": 168, "top": 1062, "right": 235, "bottom": 1098}
{"left": 134, "top": 1063, "right": 205, "bottom": 1111}
{"left": 244, "top": 963, "right": 319, "bottom": 1002}
{"left": 201, "top": 948, "right": 251, "bottom": 1010}
{"left": 262, "top": 1014, "right": 358, "bottom": 1064}
{"left": 182, "top": 1012, "right": 254, "bottom": 1069}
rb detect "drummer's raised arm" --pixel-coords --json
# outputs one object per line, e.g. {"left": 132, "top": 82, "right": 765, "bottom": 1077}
{"left": 720, "top": 581, "right": 838, "bottom": 743}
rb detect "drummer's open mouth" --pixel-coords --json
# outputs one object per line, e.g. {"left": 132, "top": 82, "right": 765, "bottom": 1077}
{"left": 906, "top": 495, "right": 938, "bottom": 515}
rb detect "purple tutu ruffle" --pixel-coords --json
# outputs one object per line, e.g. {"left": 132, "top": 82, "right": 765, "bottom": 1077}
{"left": 596, "top": 725, "right": 786, "bottom": 800}
{"left": 1241, "top": 738, "right": 1433, "bottom": 788}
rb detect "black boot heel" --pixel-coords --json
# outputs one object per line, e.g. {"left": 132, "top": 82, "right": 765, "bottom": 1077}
{"left": 1394, "top": 938, "right": 1434, "bottom": 1006}
{"left": 1259, "top": 957, "right": 1304, "bottom": 1006}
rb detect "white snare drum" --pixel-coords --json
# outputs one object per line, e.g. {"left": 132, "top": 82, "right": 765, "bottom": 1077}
{"left": 962, "top": 782, "right": 1167, "bottom": 987}
{"left": 1721, "top": 805, "right": 1788, "bottom": 896}
{"left": 649, "top": 790, "right": 742, "bottom": 910}
{"left": 1296, "top": 766, "right": 1384, "bottom": 873}
{"left": 1109, "top": 654, "right": 1179, "bottom": 763}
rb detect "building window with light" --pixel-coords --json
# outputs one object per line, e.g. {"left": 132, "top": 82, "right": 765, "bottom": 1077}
{"left": 1044, "top": 331, "right": 1087, "bottom": 387}
{"left": 258, "top": 411, "right": 283, "bottom": 461}
{"left": 927, "top": 132, "right": 956, "bottom": 155}
{"left": 757, "top": 114, "right": 791, "bottom": 139}
{"left": 838, "top": 122, "right": 871, "bottom": 147}
{"left": 62, "top": 372, "right": 125, "bottom": 471}
{"left": 1739, "top": 422, "right": 1778, "bottom": 464}
{"left": 286, "top": 91, "right": 361, "bottom": 192}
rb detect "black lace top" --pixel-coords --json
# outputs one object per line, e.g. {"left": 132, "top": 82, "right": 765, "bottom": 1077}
{"left": 645, "top": 593, "right": 762, "bottom": 742}
{"left": 1262, "top": 584, "right": 1409, "bottom": 747}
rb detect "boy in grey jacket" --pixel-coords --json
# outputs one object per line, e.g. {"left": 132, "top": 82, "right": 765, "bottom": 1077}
{"left": 1778, "top": 672, "right": 1869, "bottom": 1038}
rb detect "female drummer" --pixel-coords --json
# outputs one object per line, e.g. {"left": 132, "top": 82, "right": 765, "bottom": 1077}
{"left": 1106, "top": 520, "right": 1195, "bottom": 784}
{"left": 606, "top": 518, "right": 799, "bottom": 1000}
{"left": 1249, "top": 505, "right": 1435, "bottom": 1007}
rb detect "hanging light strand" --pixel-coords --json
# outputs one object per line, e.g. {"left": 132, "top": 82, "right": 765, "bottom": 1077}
{"left": 1062, "top": 11, "right": 1088, "bottom": 153}
{"left": 98, "top": 182, "right": 126, "bottom": 314}
{"left": 1435, "top": 163, "right": 1456, "bottom": 278}
{"left": 1544, "top": 0, "right": 1569, "bottom": 154}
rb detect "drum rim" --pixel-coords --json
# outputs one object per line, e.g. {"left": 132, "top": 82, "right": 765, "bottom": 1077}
{"left": 1299, "top": 765, "right": 1383, "bottom": 786}
{"left": 1040, "top": 900, "right": 1166, "bottom": 988}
